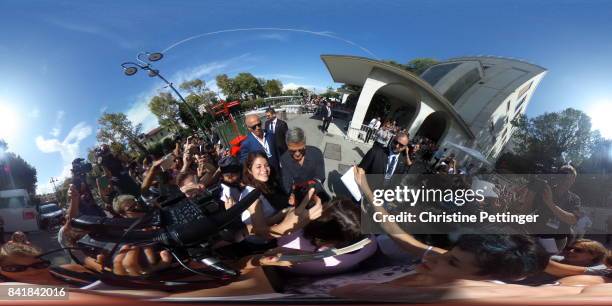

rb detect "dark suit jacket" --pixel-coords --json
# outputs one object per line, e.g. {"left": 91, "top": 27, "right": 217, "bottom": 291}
{"left": 322, "top": 106, "right": 333, "bottom": 119}
{"left": 239, "top": 132, "right": 279, "bottom": 169}
{"left": 265, "top": 118, "right": 288, "bottom": 156}
{"left": 358, "top": 145, "right": 409, "bottom": 188}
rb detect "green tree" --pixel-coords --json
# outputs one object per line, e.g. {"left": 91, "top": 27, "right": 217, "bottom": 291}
{"left": 320, "top": 86, "right": 341, "bottom": 99}
{"left": 282, "top": 88, "right": 297, "bottom": 96}
{"left": 263, "top": 79, "right": 283, "bottom": 97}
{"left": 406, "top": 58, "right": 439, "bottom": 75}
{"left": 215, "top": 74, "right": 240, "bottom": 101}
{"left": 97, "top": 112, "right": 147, "bottom": 154}
{"left": 179, "top": 79, "right": 218, "bottom": 105}
{"left": 383, "top": 58, "right": 439, "bottom": 75}
{"left": 0, "top": 139, "right": 7, "bottom": 152}
{"left": 295, "top": 87, "right": 309, "bottom": 97}
{"left": 149, "top": 92, "right": 183, "bottom": 133}
{"left": 234, "top": 73, "right": 265, "bottom": 100}
{"left": 383, "top": 60, "right": 410, "bottom": 71}
{"left": 0, "top": 150, "right": 38, "bottom": 195}
{"left": 179, "top": 78, "right": 218, "bottom": 132}
{"left": 511, "top": 108, "right": 598, "bottom": 168}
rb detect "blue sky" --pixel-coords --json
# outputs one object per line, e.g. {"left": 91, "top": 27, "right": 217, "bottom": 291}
{"left": 0, "top": 0, "right": 611, "bottom": 193}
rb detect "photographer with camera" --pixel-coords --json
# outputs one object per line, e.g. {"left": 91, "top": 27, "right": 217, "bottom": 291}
{"left": 95, "top": 144, "right": 141, "bottom": 199}
{"left": 70, "top": 158, "right": 106, "bottom": 218}
{"left": 58, "top": 159, "right": 107, "bottom": 258}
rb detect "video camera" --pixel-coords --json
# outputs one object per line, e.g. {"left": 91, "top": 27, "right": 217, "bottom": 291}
{"left": 71, "top": 158, "right": 93, "bottom": 187}
{"left": 71, "top": 186, "right": 262, "bottom": 278}
{"left": 292, "top": 178, "right": 330, "bottom": 208}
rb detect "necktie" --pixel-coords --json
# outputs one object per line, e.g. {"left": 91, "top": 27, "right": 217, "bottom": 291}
{"left": 386, "top": 155, "right": 397, "bottom": 179}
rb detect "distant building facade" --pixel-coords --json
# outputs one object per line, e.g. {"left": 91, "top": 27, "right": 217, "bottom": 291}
{"left": 321, "top": 55, "right": 546, "bottom": 162}
{"left": 139, "top": 127, "right": 173, "bottom": 148}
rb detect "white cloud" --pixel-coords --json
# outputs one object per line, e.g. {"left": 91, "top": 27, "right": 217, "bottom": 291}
{"left": 126, "top": 94, "right": 159, "bottom": 133}
{"left": 283, "top": 82, "right": 327, "bottom": 93}
{"left": 258, "top": 74, "right": 303, "bottom": 80}
{"left": 50, "top": 111, "right": 65, "bottom": 137}
{"left": 172, "top": 62, "right": 228, "bottom": 85}
{"left": 35, "top": 122, "right": 93, "bottom": 193}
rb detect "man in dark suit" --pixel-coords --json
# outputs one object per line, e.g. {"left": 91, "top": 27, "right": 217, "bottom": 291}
{"left": 239, "top": 114, "right": 279, "bottom": 170}
{"left": 265, "top": 108, "right": 288, "bottom": 157}
{"left": 358, "top": 132, "right": 412, "bottom": 188}
{"left": 321, "top": 101, "right": 333, "bottom": 133}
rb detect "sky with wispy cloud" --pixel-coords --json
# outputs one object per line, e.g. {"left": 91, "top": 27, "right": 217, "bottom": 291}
{"left": 0, "top": 0, "right": 611, "bottom": 193}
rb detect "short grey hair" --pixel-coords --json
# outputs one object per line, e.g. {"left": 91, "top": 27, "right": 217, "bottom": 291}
{"left": 113, "top": 194, "right": 137, "bottom": 215}
{"left": 286, "top": 127, "right": 306, "bottom": 144}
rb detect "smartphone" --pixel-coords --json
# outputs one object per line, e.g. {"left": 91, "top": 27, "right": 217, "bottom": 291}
{"left": 160, "top": 153, "right": 176, "bottom": 172}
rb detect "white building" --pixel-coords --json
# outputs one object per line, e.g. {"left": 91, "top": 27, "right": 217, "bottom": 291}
{"left": 140, "top": 127, "right": 173, "bottom": 148}
{"left": 321, "top": 55, "right": 546, "bottom": 162}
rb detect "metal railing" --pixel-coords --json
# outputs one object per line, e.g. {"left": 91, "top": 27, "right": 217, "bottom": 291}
{"left": 345, "top": 122, "right": 378, "bottom": 144}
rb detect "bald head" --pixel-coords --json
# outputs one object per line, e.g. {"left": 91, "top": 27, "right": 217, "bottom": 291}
{"left": 245, "top": 114, "right": 263, "bottom": 137}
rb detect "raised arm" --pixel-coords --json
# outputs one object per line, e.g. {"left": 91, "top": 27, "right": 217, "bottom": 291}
{"left": 353, "top": 167, "right": 445, "bottom": 257}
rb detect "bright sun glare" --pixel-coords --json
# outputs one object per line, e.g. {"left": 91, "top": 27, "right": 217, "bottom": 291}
{"left": 588, "top": 101, "right": 612, "bottom": 139}
{"left": 0, "top": 103, "right": 20, "bottom": 142}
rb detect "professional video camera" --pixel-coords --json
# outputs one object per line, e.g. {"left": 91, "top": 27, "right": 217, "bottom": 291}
{"left": 292, "top": 178, "right": 330, "bottom": 208}
{"left": 71, "top": 158, "right": 93, "bottom": 187}
{"left": 71, "top": 186, "right": 262, "bottom": 280}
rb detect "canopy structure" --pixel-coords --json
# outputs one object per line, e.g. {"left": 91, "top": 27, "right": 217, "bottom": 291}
{"left": 445, "top": 141, "right": 492, "bottom": 166}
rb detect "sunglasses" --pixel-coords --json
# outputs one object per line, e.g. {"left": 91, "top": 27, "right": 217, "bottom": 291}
{"left": 248, "top": 122, "right": 262, "bottom": 130}
{"left": 393, "top": 140, "right": 408, "bottom": 148}
{"left": 1, "top": 260, "right": 50, "bottom": 272}
{"left": 288, "top": 148, "right": 306, "bottom": 155}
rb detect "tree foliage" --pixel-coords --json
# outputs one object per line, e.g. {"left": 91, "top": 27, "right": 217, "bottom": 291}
{"left": 511, "top": 108, "right": 599, "bottom": 168}
{"left": 0, "top": 140, "right": 38, "bottom": 194}
{"left": 149, "top": 92, "right": 183, "bottom": 133}
{"left": 263, "top": 79, "right": 283, "bottom": 97}
{"left": 97, "top": 112, "right": 147, "bottom": 154}
{"left": 216, "top": 73, "right": 282, "bottom": 100}
{"left": 383, "top": 57, "right": 439, "bottom": 75}
{"left": 406, "top": 58, "right": 439, "bottom": 75}
{"left": 320, "top": 86, "right": 341, "bottom": 99}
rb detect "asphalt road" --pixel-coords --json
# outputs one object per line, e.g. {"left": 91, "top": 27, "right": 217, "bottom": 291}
{"left": 23, "top": 228, "right": 71, "bottom": 266}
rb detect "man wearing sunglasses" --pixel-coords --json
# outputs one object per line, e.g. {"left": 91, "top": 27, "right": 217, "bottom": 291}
{"left": 239, "top": 114, "right": 279, "bottom": 170}
{"left": 279, "top": 127, "right": 326, "bottom": 195}
{"left": 358, "top": 132, "right": 412, "bottom": 188}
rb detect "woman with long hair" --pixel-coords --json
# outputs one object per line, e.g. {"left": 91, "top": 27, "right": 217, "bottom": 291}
{"left": 238, "top": 152, "right": 323, "bottom": 242}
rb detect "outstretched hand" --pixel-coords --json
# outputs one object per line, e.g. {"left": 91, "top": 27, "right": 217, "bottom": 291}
{"left": 88, "top": 245, "right": 174, "bottom": 276}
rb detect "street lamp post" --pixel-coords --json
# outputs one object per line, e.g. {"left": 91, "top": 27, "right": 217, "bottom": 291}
{"left": 121, "top": 52, "right": 211, "bottom": 142}
{"left": 49, "top": 177, "right": 59, "bottom": 202}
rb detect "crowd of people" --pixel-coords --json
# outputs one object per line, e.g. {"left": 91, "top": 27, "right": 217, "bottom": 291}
{"left": 0, "top": 106, "right": 611, "bottom": 302}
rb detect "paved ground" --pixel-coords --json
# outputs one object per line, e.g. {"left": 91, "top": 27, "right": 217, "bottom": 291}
{"left": 284, "top": 113, "right": 373, "bottom": 198}
{"left": 11, "top": 228, "right": 71, "bottom": 266}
